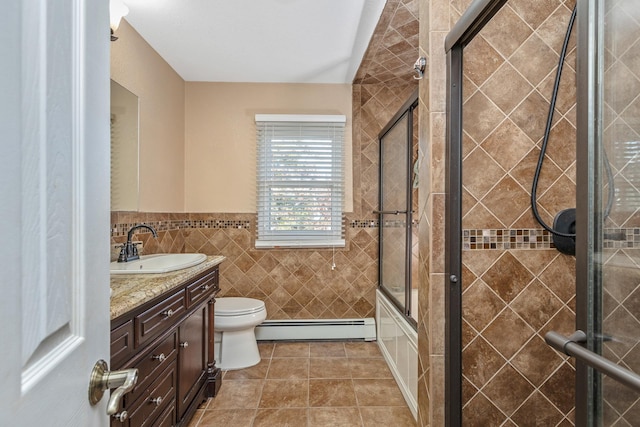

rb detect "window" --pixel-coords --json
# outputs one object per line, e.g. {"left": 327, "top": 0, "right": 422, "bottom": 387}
{"left": 255, "top": 114, "right": 346, "bottom": 248}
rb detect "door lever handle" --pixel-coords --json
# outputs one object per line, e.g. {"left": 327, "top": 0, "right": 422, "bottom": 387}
{"left": 88, "top": 359, "right": 139, "bottom": 415}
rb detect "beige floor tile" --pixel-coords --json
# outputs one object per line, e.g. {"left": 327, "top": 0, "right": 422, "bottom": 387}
{"left": 309, "top": 342, "right": 347, "bottom": 357}
{"left": 259, "top": 342, "right": 275, "bottom": 359}
{"left": 186, "top": 409, "right": 204, "bottom": 427}
{"left": 354, "top": 379, "right": 408, "bottom": 406}
{"left": 345, "top": 342, "right": 383, "bottom": 358}
{"left": 224, "top": 358, "right": 271, "bottom": 380}
{"left": 309, "top": 357, "right": 351, "bottom": 378}
{"left": 273, "top": 342, "right": 311, "bottom": 357}
{"left": 197, "top": 409, "right": 256, "bottom": 427}
{"left": 192, "top": 342, "right": 416, "bottom": 427}
{"left": 268, "top": 357, "right": 309, "bottom": 379}
{"left": 209, "top": 379, "right": 264, "bottom": 409}
{"left": 360, "top": 407, "right": 416, "bottom": 426}
{"left": 253, "top": 408, "right": 309, "bottom": 427}
{"left": 309, "top": 407, "right": 363, "bottom": 426}
{"left": 349, "top": 358, "right": 393, "bottom": 378}
{"left": 260, "top": 379, "right": 309, "bottom": 408}
{"left": 309, "top": 379, "right": 357, "bottom": 407}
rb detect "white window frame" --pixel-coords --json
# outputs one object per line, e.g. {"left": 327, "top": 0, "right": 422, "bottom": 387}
{"left": 255, "top": 114, "right": 346, "bottom": 249}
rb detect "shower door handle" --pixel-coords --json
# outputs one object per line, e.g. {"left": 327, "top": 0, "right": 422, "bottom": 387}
{"left": 545, "top": 330, "right": 640, "bottom": 393}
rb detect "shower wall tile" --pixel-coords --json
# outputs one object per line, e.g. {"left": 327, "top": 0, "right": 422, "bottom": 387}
{"left": 460, "top": 1, "right": 578, "bottom": 424}
{"left": 428, "top": 31, "right": 448, "bottom": 113}
{"left": 461, "top": 250, "right": 576, "bottom": 425}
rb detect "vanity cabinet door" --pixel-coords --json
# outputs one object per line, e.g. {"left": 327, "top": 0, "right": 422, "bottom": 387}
{"left": 177, "top": 306, "right": 206, "bottom": 418}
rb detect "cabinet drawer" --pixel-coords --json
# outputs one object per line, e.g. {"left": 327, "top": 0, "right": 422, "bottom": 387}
{"left": 135, "top": 290, "right": 185, "bottom": 347}
{"left": 126, "top": 332, "right": 177, "bottom": 406}
{"left": 186, "top": 268, "right": 218, "bottom": 308}
{"left": 111, "top": 320, "right": 134, "bottom": 368}
{"left": 154, "top": 400, "right": 176, "bottom": 427}
{"left": 126, "top": 364, "right": 176, "bottom": 427}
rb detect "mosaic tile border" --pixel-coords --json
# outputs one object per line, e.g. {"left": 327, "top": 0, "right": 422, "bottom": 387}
{"left": 350, "top": 219, "right": 380, "bottom": 228}
{"left": 603, "top": 228, "right": 640, "bottom": 248}
{"left": 112, "top": 217, "right": 382, "bottom": 237}
{"left": 463, "top": 229, "right": 555, "bottom": 250}
{"left": 111, "top": 219, "right": 251, "bottom": 237}
{"left": 463, "top": 228, "right": 640, "bottom": 250}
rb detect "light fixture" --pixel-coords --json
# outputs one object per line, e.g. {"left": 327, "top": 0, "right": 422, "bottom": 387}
{"left": 110, "top": 0, "right": 129, "bottom": 41}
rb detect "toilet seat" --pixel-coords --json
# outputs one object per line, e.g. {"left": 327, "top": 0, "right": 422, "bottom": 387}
{"left": 215, "top": 297, "right": 265, "bottom": 316}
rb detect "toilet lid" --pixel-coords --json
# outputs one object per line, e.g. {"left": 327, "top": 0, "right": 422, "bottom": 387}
{"left": 215, "top": 297, "right": 265, "bottom": 316}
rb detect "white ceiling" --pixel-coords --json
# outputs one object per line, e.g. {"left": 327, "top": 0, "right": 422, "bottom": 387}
{"left": 122, "top": 0, "right": 386, "bottom": 84}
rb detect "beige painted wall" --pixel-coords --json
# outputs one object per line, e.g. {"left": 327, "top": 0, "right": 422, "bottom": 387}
{"left": 110, "top": 20, "right": 186, "bottom": 212}
{"left": 184, "top": 82, "right": 353, "bottom": 213}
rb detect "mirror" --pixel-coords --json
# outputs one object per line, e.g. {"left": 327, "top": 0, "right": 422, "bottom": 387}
{"left": 110, "top": 80, "right": 139, "bottom": 211}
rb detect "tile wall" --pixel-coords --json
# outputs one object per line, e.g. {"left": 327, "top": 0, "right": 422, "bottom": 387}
{"left": 111, "top": 212, "right": 379, "bottom": 319}
{"left": 460, "top": 0, "right": 578, "bottom": 424}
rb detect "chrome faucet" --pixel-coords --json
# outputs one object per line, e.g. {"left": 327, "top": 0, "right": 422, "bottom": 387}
{"left": 117, "top": 224, "right": 158, "bottom": 263}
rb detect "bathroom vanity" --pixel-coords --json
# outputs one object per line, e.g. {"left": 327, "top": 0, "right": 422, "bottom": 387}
{"left": 109, "top": 255, "right": 225, "bottom": 427}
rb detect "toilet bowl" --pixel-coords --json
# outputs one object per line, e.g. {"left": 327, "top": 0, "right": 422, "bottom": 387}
{"left": 214, "top": 297, "right": 266, "bottom": 370}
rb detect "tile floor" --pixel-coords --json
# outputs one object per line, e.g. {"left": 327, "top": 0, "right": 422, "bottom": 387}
{"left": 187, "top": 341, "right": 416, "bottom": 427}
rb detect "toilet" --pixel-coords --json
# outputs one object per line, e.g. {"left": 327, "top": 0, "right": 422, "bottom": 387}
{"left": 214, "top": 297, "right": 267, "bottom": 370}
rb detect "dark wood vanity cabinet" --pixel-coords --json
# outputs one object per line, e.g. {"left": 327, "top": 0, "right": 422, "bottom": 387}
{"left": 177, "top": 307, "right": 206, "bottom": 419}
{"left": 110, "top": 266, "right": 222, "bottom": 427}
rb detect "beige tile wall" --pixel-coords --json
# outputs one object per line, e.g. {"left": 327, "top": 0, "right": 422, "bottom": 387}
{"left": 459, "top": 0, "right": 578, "bottom": 424}
{"left": 111, "top": 212, "right": 379, "bottom": 319}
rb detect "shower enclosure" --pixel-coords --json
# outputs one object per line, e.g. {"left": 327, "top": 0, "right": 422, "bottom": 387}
{"left": 374, "top": 89, "right": 420, "bottom": 417}
{"left": 571, "top": 1, "right": 640, "bottom": 423}
{"left": 445, "top": 0, "right": 640, "bottom": 425}
{"left": 377, "top": 90, "right": 419, "bottom": 325}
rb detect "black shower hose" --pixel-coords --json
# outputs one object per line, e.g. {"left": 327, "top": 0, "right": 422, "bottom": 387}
{"left": 530, "top": 4, "right": 578, "bottom": 238}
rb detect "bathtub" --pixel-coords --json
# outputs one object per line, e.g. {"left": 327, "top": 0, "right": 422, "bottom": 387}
{"left": 376, "top": 289, "right": 418, "bottom": 419}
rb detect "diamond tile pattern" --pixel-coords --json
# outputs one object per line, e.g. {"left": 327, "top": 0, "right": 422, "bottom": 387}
{"left": 460, "top": 2, "right": 579, "bottom": 423}
{"left": 461, "top": 0, "right": 577, "bottom": 234}
{"left": 112, "top": 212, "right": 380, "bottom": 320}
{"left": 353, "top": 0, "right": 420, "bottom": 85}
{"left": 462, "top": 250, "right": 576, "bottom": 425}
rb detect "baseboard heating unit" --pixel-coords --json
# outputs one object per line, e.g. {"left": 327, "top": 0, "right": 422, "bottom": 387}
{"left": 255, "top": 318, "right": 376, "bottom": 341}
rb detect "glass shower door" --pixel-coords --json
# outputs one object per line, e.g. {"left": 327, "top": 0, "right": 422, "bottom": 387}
{"left": 379, "top": 110, "right": 411, "bottom": 316}
{"left": 591, "top": 0, "right": 640, "bottom": 424}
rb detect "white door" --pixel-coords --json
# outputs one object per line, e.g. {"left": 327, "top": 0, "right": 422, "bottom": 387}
{"left": 0, "top": 1, "right": 112, "bottom": 426}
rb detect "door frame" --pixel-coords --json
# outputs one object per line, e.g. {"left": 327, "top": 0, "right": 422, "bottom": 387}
{"left": 444, "top": 1, "right": 508, "bottom": 425}
{"left": 575, "top": 0, "right": 604, "bottom": 424}
{"left": 377, "top": 89, "right": 419, "bottom": 327}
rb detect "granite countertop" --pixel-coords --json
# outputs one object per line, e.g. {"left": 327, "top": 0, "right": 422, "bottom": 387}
{"left": 110, "top": 255, "right": 225, "bottom": 320}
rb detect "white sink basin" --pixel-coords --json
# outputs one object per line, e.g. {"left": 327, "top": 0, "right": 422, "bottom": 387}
{"left": 110, "top": 253, "right": 207, "bottom": 275}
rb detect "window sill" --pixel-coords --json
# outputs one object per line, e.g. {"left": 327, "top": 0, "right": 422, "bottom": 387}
{"left": 255, "top": 239, "right": 345, "bottom": 249}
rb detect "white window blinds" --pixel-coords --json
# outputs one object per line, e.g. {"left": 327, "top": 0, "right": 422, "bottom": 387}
{"left": 255, "top": 114, "right": 346, "bottom": 248}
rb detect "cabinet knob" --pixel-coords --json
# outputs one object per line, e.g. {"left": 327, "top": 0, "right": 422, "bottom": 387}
{"left": 112, "top": 411, "right": 128, "bottom": 422}
{"left": 180, "top": 341, "right": 189, "bottom": 348}
{"left": 201, "top": 284, "right": 210, "bottom": 291}
{"left": 152, "top": 353, "right": 166, "bottom": 362}
{"left": 150, "top": 396, "right": 163, "bottom": 406}
{"left": 162, "top": 309, "right": 174, "bottom": 318}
